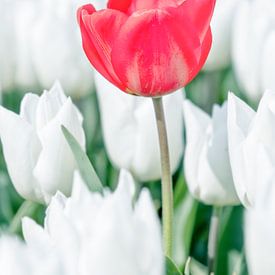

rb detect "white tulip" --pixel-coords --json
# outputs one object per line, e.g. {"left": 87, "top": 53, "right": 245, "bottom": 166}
{"left": 0, "top": 82, "right": 85, "bottom": 203}
{"left": 183, "top": 100, "right": 239, "bottom": 205}
{"left": 1, "top": 0, "right": 94, "bottom": 96}
{"left": 245, "top": 152, "right": 275, "bottom": 275}
{"left": 0, "top": 235, "right": 63, "bottom": 275}
{"left": 95, "top": 72, "right": 184, "bottom": 182}
{"left": 22, "top": 170, "right": 164, "bottom": 275}
{"left": 227, "top": 91, "right": 275, "bottom": 207}
{"left": 232, "top": 0, "right": 275, "bottom": 102}
{"left": 203, "top": 0, "right": 238, "bottom": 71}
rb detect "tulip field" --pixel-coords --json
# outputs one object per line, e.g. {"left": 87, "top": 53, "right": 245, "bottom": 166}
{"left": 0, "top": 0, "right": 274, "bottom": 275}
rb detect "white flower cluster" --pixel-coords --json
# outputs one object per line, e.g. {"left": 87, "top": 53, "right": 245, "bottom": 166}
{"left": 183, "top": 90, "right": 275, "bottom": 275}
{"left": 0, "top": 170, "right": 164, "bottom": 275}
{"left": 0, "top": 0, "right": 103, "bottom": 96}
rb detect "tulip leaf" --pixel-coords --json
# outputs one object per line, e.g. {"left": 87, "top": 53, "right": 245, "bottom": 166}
{"left": 166, "top": 256, "right": 182, "bottom": 275}
{"left": 184, "top": 257, "right": 207, "bottom": 275}
{"left": 62, "top": 126, "right": 103, "bottom": 193}
{"left": 173, "top": 191, "right": 198, "bottom": 268}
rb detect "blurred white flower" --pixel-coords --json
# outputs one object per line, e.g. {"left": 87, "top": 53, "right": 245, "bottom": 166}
{"left": 232, "top": 0, "right": 275, "bottom": 102}
{"left": 203, "top": 0, "right": 238, "bottom": 71}
{"left": 95, "top": 72, "right": 184, "bottom": 182}
{"left": 183, "top": 100, "right": 239, "bottom": 205}
{"left": 0, "top": 0, "right": 94, "bottom": 97}
{"left": 0, "top": 82, "right": 85, "bottom": 203}
{"left": 0, "top": 0, "right": 16, "bottom": 91}
{"left": 245, "top": 152, "right": 275, "bottom": 275}
{"left": 22, "top": 170, "right": 164, "bottom": 275}
{"left": 0, "top": 235, "right": 63, "bottom": 275}
{"left": 227, "top": 91, "right": 275, "bottom": 207}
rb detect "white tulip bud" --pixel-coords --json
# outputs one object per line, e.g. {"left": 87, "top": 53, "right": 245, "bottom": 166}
{"left": 0, "top": 81, "right": 85, "bottom": 203}
{"left": 183, "top": 99, "right": 239, "bottom": 206}
{"left": 228, "top": 91, "right": 275, "bottom": 207}
{"left": 95, "top": 72, "right": 184, "bottom": 182}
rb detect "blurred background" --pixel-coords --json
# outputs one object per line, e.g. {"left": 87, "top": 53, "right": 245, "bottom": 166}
{"left": 1, "top": 0, "right": 274, "bottom": 274}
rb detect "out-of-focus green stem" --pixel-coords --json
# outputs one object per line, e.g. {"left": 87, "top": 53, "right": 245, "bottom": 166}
{"left": 9, "top": 200, "right": 38, "bottom": 234}
{"left": 152, "top": 97, "right": 173, "bottom": 257}
{"left": 208, "top": 206, "right": 223, "bottom": 275}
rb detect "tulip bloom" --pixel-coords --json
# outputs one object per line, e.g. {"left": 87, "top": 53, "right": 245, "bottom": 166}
{"left": 77, "top": 0, "right": 215, "bottom": 97}
{"left": 183, "top": 100, "right": 239, "bottom": 205}
{"left": 0, "top": 82, "right": 85, "bottom": 203}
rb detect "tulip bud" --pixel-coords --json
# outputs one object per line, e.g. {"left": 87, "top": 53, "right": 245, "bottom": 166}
{"left": 0, "top": 81, "right": 85, "bottom": 203}
{"left": 22, "top": 170, "right": 164, "bottom": 275}
{"left": 95, "top": 72, "right": 184, "bottom": 182}
{"left": 228, "top": 91, "right": 275, "bottom": 207}
{"left": 203, "top": 0, "right": 238, "bottom": 71}
{"left": 183, "top": 99, "right": 239, "bottom": 206}
{"left": 232, "top": 0, "right": 275, "bottom": 102}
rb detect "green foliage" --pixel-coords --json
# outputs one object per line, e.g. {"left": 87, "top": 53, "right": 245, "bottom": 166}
{"left": 62, "top": 126, "right": 103, "bottom": 193}
{"left": 166, "top": 256, "right": 182, "bottom": 275}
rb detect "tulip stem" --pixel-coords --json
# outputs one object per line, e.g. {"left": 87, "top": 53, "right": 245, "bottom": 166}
{"left": 152, "top": 97, "right": 173, "bottom": 257}
{"left": 8, "top": 200, "right": 39, "bottom": 234}
{"left": 208, "top": 206, "right": 223, "bottom": 275}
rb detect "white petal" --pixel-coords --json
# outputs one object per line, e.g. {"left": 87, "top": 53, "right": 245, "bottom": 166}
{"left": 35, "top": 81, "right": 67, "bottom": 130}
{"left": 33, "top": 97, "right": 85, "bottom": 203}
{"left": 20, "top": 93, "right": 39, "bottom": 125}
{"left": 227, "top": 93, "right": 255, "bottom": 207}
{"left": 0, "top": 106, "right": 42, "bottom": 201}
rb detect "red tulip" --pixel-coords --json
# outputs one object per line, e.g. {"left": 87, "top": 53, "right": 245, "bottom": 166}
{"left": 77, "top": 0, "right": 215, "bottom": 97}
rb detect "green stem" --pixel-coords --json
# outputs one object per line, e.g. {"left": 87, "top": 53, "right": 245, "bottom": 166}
{"left": 208, "top": 206, "right": 223, "bottom": 275}
{"left": 8, "top": 200, "right": 38, "bottom": 234}
{"left": 152, "top": 97, "right": 173, "bottom": 257}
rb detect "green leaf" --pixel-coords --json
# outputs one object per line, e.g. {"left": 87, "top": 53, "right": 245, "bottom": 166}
{"left": 173, "top": 192, "right": 198, "bottom": 267}
{"left": 166, "top": 256, "right": 182, "bottom": 275}
{"left": 62, "top": 126, "right": 103, "bottom": 193}
{"left": 184, "top": 257, "right": 207, "bottom": 275}
{"left": 228, "top": 250, "right": 248, "bottom": 275}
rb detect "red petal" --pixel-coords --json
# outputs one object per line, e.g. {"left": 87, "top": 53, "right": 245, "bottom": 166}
{"left": 108, "top": 0, "right": 178, "bottom": 14}
{"left": 78, "top": 5, "right": 127, "bottom": 90}
{"left": 111, "top": 9, "right": 201, "bottom": 97}
{"left": 188, "top": 28, "right": 212, "bottom": 83}
{"left": 107, "top": 0, "right": 132, "bottom": 12}
{"left": 180, "top": 0, "right": 215, "bottom": 40}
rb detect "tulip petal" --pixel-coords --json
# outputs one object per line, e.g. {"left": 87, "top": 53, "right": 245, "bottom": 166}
{"left": 107, "top": 0, "right": 132, "bottom": 12}
{"left": 0, "top": 107, "right": 42, "bottom": 201}
{"left": 78, "top": 6, "right": 127, "bottom": 90}
{"left": 33, "top": 98, "right": 85, "bottom": 203}
{"left": 188, "top": 28, "right": 212, "bottom": 83}
{"left": 108, "top": 0, "right": 178, "bottom": 14}
{"left": 20, "top": 93, "right": 39, "bottom": 125}
{"left": 35, "top": 81, "right": 67, "bottom": 130}
{"left": 227, "top": 93, "right": 255, "bottom": 207}
{"left": 112, "top": 9, "right": 200, "bottom": 96}
{"left": 181, "top": 0, "right": 216, "bottom": 40}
